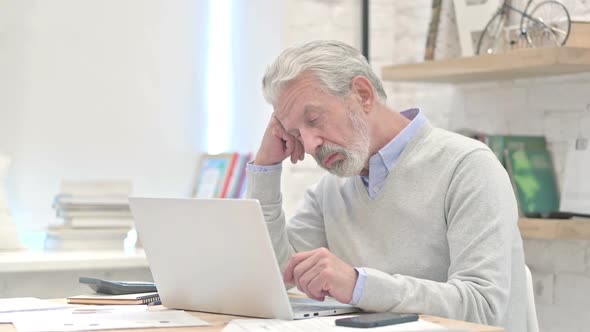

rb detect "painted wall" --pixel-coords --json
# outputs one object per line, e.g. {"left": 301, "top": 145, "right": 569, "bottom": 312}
{"left": 0, "top": 0, "right": 281, "bottom": 237}
{"left": 0, "top": 0, "right": 207, "bottom": 232}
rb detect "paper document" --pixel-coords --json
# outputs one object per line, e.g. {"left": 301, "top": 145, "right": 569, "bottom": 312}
{"left": 0, "top": 298, "right": 72, "bottom": 313}
{"left": 11, "top": 310, "right": 209, "bottom": 332}
{"left": 0, "top": 298, "right": 73, "bottom": 323}
{"left": 68, "top": 304, "right": 148, "bottom": 314}
{"left": 223, "top": 317, "right": 448, "bottom": 332}
{"left": 2, "top": 305, "right": 146, "bottom": 324}
{"left": 560, "top": 139, "right": 590, "bottom": 214}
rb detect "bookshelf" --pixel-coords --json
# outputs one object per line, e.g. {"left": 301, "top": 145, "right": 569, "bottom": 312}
{"left": 519, "top": 218, "right": 590, "bottom": 240}
{"left": 381, "top": 48, "right": 590, "bottom": 240}
{"left": 381, "top": 47, "right": 590, "bottom": 83}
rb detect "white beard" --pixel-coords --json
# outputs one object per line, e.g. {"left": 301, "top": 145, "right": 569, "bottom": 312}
{"left": 313, "top": 109, "right": 370, "bottom": 177}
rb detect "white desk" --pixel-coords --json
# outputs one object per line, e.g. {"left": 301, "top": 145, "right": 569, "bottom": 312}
{"left": 0, "top": 249, "right": 147, "bottom": 272}
{"left": 0, "top": 308, "right": 504, "bottom": 332}
{"left": 0, "top": 250, "right": 151, "bottom": 298}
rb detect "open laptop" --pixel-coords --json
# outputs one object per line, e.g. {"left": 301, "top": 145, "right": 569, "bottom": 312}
{"left": 129, "top": 197, "right": 359, "bottom": 320}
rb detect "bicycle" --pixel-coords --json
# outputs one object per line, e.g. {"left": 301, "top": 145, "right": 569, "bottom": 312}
{"left": 476, "top": 0, "right": 571, "bottom": 55}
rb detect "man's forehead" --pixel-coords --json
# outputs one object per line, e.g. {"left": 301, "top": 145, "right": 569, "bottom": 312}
{"left": 273, "top": 85, "right": 305, "bottom": 123}
{"left": 274, "top": 75, "right": 323, "bottom": 116}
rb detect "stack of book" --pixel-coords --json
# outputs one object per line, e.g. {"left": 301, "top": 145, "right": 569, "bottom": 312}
{"left": 192, "top": 152, "right": 252, "bottom": 199}
{"left": 46, "top": 180, "right": 134, "bottom": 251}
{"left": 457, "top": 132, "right": 590, "bottom": 218}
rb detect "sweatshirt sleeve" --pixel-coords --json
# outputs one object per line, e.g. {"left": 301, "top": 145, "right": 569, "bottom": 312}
{"left": 356, "top": 149, "right": 519, "bottom": 327}
{"left": 246, "top": 166, "right": 328, "bottom": 272}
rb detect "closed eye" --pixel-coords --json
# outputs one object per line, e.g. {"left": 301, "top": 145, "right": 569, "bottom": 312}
{"left": 303, "top": 106, "right": 323, "bottom": 127}
{"left": 307, "top": 115, "right": 320, "bottom": 125}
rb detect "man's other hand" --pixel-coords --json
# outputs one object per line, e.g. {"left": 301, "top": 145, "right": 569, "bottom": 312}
{"left": 283, "top": 247, "right": 358, "bottom": 303}
{"left": 254, "top": 116, "right": 305, "bottom": 166}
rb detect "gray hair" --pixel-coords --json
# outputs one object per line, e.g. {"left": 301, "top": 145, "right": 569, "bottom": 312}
{"left": 262, "top": 40, "right": 387, "bottom": 105}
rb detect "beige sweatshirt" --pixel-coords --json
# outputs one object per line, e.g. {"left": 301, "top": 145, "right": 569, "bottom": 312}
{"left": 247, "top": 122, "right": 527, "bottom": 331}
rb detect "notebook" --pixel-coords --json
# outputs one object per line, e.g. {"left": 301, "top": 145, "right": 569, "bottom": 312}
{"left": 129, "top": 197, "right": 360, "bottom": 320}
{"left": 67, "top": 292, "right": 160, "bottom": 305}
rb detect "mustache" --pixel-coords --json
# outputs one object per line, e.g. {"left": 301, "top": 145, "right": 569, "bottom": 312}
{"left": 314, "top": 143, "right": 347, "bottom": 164}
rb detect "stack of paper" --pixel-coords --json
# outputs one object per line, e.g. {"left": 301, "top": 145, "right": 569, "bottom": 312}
{"left": 10, "top": 309, "right": 209, "bottom": 332}
{"left": 0, "top": 298, "right": 73, "bottom": 323}
{"left": 223, "top": 316, "right": 450, "bottom": 332}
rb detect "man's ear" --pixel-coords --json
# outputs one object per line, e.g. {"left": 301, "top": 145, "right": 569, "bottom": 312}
{"left": 350, "top": 76, "right": 375, "bottom": 113}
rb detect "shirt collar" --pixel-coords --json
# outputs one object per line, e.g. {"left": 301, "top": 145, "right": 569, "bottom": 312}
{"left": 375, "top": 108, "right": 425, "bottom": 172}
{"left": 361, "top": 108, "right": 426, "bottom": 186}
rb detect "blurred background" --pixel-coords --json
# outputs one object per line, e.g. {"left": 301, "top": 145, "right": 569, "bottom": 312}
{"left": 1, "top": 1, "right": 590, "bottom": 331}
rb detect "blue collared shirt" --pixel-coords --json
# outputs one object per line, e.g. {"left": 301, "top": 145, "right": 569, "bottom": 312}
{"left": 247, "top": 108, "right": 427, "bottom": 305}
{"left": 360, "top": 108, "right": 426, "bottom": 198}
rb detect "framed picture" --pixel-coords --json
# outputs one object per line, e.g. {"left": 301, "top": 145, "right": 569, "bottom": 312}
{"left": 192, "top": 153, "right": 238, "bottom": 198}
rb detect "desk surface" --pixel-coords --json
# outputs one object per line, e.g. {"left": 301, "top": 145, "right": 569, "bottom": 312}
{"left": 0, "top": 308, "right": 502, "bottom": 332}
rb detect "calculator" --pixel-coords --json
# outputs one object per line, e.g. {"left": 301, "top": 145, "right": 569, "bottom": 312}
{"left": 79, "top": 277, "right": 157, "bottom": 295}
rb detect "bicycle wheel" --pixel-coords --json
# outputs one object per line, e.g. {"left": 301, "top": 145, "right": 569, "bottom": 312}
{"left": 524, "top": 0, "right": 571, "bottom": 47}
{"left": 519, "top": 0, "right": 540, "bottom": 32}
{"left": 477, "top": 11, "right": 507, "bottom": 55}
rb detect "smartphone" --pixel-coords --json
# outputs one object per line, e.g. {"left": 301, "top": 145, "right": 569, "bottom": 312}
{"left": 335, "top": 312, "right": 419, "bottom": 328}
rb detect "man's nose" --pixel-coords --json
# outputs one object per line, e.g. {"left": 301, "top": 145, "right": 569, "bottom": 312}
{"left": 300, "top": 129, "right": 322, "bottom": 156}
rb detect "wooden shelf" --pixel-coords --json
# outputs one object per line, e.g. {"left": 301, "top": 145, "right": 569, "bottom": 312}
{"left": 519, "top": 217, "right": 590, "bottom": 240}
{"left": 382, "top": 47, "right": 590, "bottom": 83}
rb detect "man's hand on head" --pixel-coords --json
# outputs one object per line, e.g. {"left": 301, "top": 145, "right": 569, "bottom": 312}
{"left": 254, "top": 116, "right": 305, "bottom": 166}
{"left": 283, "top": 248, "right": 358, "bottom": 304}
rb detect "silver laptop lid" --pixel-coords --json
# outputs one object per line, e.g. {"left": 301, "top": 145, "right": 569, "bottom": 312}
{"left": 129, "top": 197, "right": 294, "bottom": 319}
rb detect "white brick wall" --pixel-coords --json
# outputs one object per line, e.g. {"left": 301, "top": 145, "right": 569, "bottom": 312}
{"left": 282, "top": 0, "right": 362, "bottom": 48}
{"left": 555, "top": 273, "right": 590, "bottom": 305}
{"left": 282, "top": 1, "right": 590, "bottom": 331}
{"left": 531, "top": 271, "right": 554, "bottom": 305}
{"left": 524, "top": 240, "right": 587, "bottom": 273}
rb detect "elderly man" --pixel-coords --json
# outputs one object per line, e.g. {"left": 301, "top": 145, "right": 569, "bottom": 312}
{"left": 246, "top": 40, "right": 526, "bottom": 331}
